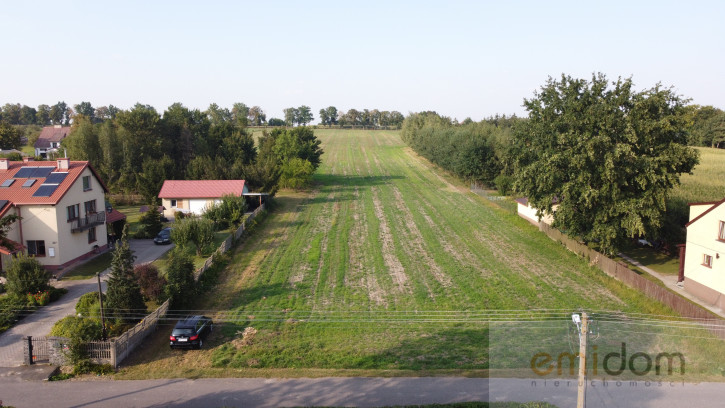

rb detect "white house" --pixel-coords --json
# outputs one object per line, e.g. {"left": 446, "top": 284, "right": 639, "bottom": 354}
{"left": 0, "top": 157, "right": 109, "bottom": 272}
{"left": 34, "top": 125, "right": 71, "bottom": 158}
{"left": 515, "top": 197, "right": 556, "bottom": 226}
{"left": 682, "top": 198, "right": 725, "bottom": 310}
{"left": 157, "top": 180, "right": 248, "bottom": 219}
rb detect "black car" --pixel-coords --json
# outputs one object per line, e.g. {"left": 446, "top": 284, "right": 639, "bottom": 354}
{"left": 154, "top": 227, "right": 173, "bottom": 245}
{"left": 169, "top": 315, "right": 213, "bottom": 349}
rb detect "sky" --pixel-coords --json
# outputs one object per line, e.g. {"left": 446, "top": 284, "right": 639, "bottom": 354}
{"left": 1, "top": 0, "right": 723, "bottom": 121}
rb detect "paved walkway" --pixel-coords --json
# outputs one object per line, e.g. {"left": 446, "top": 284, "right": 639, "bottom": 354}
{"left": 618, "top": 253, "right": 725, "bottom": 319}
{"left": 0, "top": 240, "right": 173, "bottom": 367}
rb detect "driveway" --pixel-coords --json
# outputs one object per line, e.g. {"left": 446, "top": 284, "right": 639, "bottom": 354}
{"left": 0, "top": 239, "right": 173, "bottom": 367}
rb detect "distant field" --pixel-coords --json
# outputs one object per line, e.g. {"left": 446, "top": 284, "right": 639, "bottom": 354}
{"left": 117, "top": 130, "right": 725, "bottom": 379}
{"left": 673, "top": 146, "right": 725, "bottom": 204}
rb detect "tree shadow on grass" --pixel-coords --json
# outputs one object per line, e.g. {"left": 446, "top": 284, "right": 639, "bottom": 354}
{"left": 358, "top": 326, "right": 491, "bottom": 371}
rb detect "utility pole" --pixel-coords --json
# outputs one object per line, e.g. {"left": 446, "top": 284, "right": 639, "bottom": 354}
{"left": 97, "top": 272, "right": 107, "bottom": 341}
{"left": 577, "top": 312, "right": 589, "bottom": 408}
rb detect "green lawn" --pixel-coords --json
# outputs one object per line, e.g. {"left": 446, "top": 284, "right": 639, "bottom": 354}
{"left": 117, "top": 129, "right": 725, "bottom": 380}
{"left": 115, "top": 205, "right": 146, "bottom": 235}
{"left": 61, "top": 252, "right": 113, "bottom": 280}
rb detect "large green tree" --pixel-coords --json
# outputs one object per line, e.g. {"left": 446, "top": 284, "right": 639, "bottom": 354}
{"left": 271, "top": 126, "right": 324, "bottom": 170}
{"left": 0, "top": 122, "right": 23, "bottom": 150}
{"left": 296, "top": 105, "right": 313, "bottom": 126}
{"left": 512, "top": 74, "right": 699, "bottom": 254}
{"left": 64, "top": 116, "right": 101, "bottom": 163}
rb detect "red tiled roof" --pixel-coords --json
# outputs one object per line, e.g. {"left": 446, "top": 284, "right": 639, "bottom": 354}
{"left": 0, "top": 238, "right": 23, "bottom": 255}
{"left": 106, "top": 208, "right": 127, "bottom": 223}
{"left": 0, "top": 160, "right": 108, "bottom": 205}
{"left": 158, "top": 180, "right": 246, "bottom": 199}
{"left": 34, "top": 126, "right": 71, "bottom": 149}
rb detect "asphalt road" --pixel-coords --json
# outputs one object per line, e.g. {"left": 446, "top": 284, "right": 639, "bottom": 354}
{"left": 0, "top": 376, "right": 723, "bottom": 408}
{"left": 0, "top": 240, "right": 173, "bottom": 367}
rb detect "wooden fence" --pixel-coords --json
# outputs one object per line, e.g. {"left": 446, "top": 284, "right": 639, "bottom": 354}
{"left": 538, "top": 222, "right": 725, "bottom": 339}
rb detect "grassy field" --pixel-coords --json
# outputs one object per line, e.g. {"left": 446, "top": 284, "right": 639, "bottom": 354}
{"left": 116, "top": 130, "right": 725, "bottom": 379}
{"left": 673, "top": 147, "right": 725, "bottom": 204}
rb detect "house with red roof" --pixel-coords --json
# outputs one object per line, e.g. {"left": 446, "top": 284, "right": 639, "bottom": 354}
{"left": 681, "top": 198, "right": 725, "bottom": 310}
{"left": 0, "top": 157, "right": 110, "bottom": 272}
{"left": 158, "top": 180, "right": 248, "bottom": 219}
{"left": 34, "top": 125, "right": 71, "bottom": 158}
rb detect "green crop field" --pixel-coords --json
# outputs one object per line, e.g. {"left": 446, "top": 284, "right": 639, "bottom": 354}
{"left": 674, "top": 147, "right": 725, "bottom": 204}
{"left": 117, "top": 130, "right": 725, "bottom": 380}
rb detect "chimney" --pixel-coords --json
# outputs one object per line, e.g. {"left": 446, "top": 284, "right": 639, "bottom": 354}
{"left": 23, "top": 157, "right": 33, "bottom": 163}
{"left": 54, "top": 124, "right": 62, "bottom": 129}
{"left": 0, "top": 158, "right": 8, "bottom": 171}
{"left": 57, "top": 158, "right": 70, "bottom": 170}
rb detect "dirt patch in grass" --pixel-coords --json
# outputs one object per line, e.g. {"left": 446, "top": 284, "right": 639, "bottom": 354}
{"left": 345, "top": 187, "right": 386, "bottom": 306}
{"left": 371, "top": 187, "right": 409, "bottom": 293}
{"left": 390, "top": 185, "right": 452, "bottom": 289}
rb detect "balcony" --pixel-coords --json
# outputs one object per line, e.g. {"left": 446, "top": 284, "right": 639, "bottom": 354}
{"left": 71, "top": 212, "right": 106, "bottom": 233}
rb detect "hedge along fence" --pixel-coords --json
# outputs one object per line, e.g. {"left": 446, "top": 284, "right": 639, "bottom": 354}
{"left": 43, "top": 204, "right": 267, "bottom": 368}
{"left": 195, "top": 204, "right": 265, "bottom": 279}
{"left": 538, "top": 222, "right": 725, "bottom": 339}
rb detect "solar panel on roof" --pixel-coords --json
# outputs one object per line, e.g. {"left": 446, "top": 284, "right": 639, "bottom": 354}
{"left": 1, "top": 179, "right": 14, "bottom": 187}
{"left": 31, "top": 167, "right": 54, "bottom": 178}
{"left": 22, "top": 179, "right": 36, "bottom": 187}
{"left": 14, "top": 167, "right": 35, "bottom": 178}
{"left": 32, "top": 184, "right": 59, "bottom": 197}
{"left": 45, "top": 172, "right": 68, "bottom": 184}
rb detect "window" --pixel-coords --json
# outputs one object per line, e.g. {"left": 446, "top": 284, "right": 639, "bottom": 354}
{"left": 1, "top": 179, "right": 14, "bottom": 187}
{"left": 719, "top": 221, "right": 725, "bottom": 242}
{"left": 703, "top": 254, "right": 713, "bottom": 268}
{"left": 27, "top": 240, "right": 46, "bottom": 257}
{"left": 67, "top": 204, "right": 79, "bottom": 222}
{"left": 82, "top": 175, "right": 91, "bottom": 191}
{"left": 84, "top": 200, "right": 96, "bottom": 214}
{"left": 170, "top": 199, "right": 177, "bottom": 208}
{"left": 88, "top": 227, "right": 96, "bottom": 243}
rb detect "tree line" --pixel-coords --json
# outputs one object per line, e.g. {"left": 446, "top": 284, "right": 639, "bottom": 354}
{"left": 0, "top": 101, "right": 323, "bottom": 203}
{"left": 402, "top": 74, "right": 716, "bottom": 254}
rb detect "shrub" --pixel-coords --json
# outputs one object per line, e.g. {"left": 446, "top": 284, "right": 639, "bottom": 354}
{"left": 279, "top": 158, "right": 314, "bottom": 189}
{"left": 138, "top": 204, "right": 163, "bottom": 237}
{"left": 0, "top": 282, "right": 5, "bottom": 294}
{"left": 203, "top": 194, "right": 247, "bottom": 229}
{"left": 174, "top": 210, "right": 186, "bottom": 220}
{"left": 134, "top": 263, "right": 167, "bottom": 301}
{"left": 76, "top": 292, "right": 104, "bottom": 317}
{"left": 165, "top": 248, "right": 196, "bottom": 309}
{"left": 26, "top": 290, "right": 50, "bottom": 306}
{"left": 494, "top": 174, "right": 514, "bottom": 196}
{"left": 5, "top": 253, "right": 50, "bottom": 297}
{"left": 50, "top": 316, "right": 103, "bottom": 341}
{"left": 171, "top": 217, "right": 215, "bottom": 256}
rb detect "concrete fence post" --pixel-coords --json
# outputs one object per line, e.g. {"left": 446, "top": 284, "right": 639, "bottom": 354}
{"left": 23, "top": 336, "right": 33, "bottom": 365}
